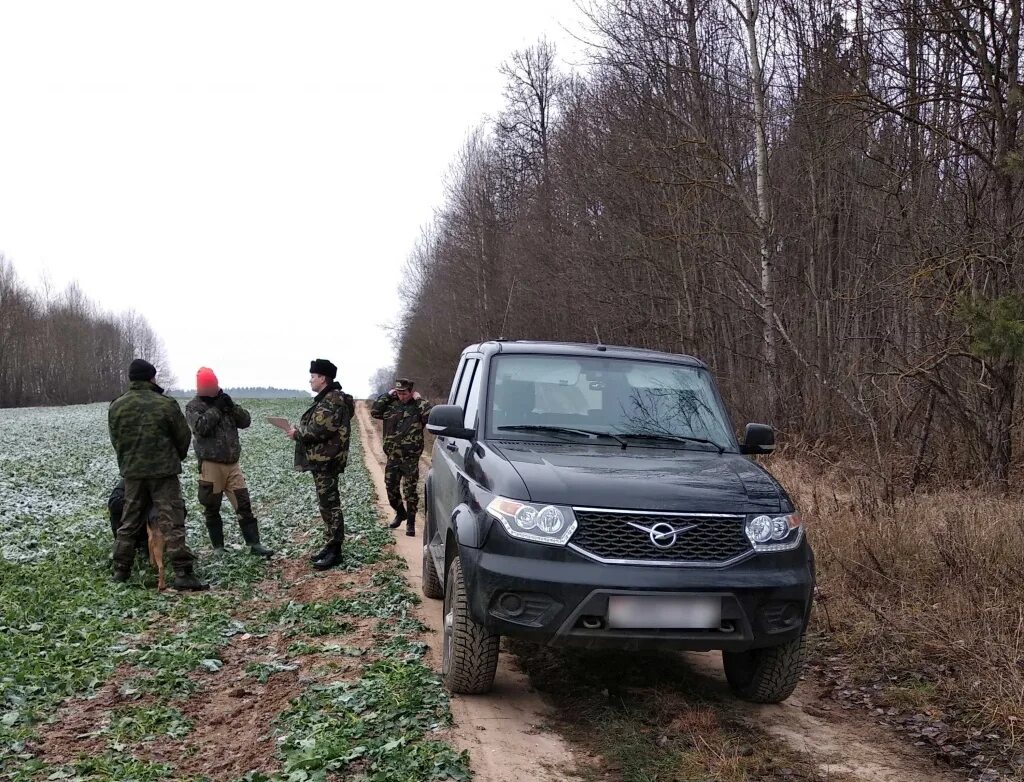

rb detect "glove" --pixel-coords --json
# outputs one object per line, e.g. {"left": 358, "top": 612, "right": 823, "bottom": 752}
{"left": 214, "top": 393, "right": 234, "bottom": 411}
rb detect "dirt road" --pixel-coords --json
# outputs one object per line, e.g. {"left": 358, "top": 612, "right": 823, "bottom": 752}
{"left": 354, "top": 403, "right": 966, "bottom": 782}
{"left": 354, "top": 402, "right": 581, "bottom": 782}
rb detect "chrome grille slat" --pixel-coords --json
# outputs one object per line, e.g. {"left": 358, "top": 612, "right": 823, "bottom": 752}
{"left": 570, "top": 508, "right": 751, "bottom": 564}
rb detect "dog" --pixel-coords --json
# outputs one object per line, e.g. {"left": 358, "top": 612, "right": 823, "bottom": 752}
{"left": 146, "top": 515, "right": 167, "bottom": 591}
{"left": 108, "top": 479, "right": 173, "bottom": 590}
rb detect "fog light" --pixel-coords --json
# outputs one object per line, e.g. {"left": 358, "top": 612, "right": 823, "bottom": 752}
{"left": 498, "top": 593, "right": 525, "bottom": 617}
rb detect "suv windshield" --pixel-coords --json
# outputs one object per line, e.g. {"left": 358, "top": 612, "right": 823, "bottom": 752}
{"left": 486, "top": 354, "right": 734, "bottom": 450}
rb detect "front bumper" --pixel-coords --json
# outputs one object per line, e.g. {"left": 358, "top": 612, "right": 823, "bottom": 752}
{"left": 459, "top": 534, "right": 814, "bottom": 652}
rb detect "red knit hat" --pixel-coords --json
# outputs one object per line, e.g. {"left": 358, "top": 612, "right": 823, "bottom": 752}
{"left": 196, "top": 367, "right": 220, "bottom": 397}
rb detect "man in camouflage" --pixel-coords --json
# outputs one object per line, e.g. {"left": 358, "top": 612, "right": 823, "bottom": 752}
{"left": 108, "top": 358, "right": 208, "bottom": 590}
{"left": 370, "top": 377, "right": 432, "bottom": 537}
{"left": 186, "top": 367, "right": 274, "bottom": 558}
{"left": 288, "top": 358, "right": 353, "bottom": 570}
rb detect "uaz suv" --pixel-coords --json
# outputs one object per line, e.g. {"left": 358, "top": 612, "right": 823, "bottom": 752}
{"left": 422, "top": 341, "right": 813, "bottom": 702}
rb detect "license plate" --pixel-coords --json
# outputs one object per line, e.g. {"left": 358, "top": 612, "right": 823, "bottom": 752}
{"left": 607, "top": 595, "right": 721, "bottom": 629}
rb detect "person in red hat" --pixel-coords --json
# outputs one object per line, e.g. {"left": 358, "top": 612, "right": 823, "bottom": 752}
{"left": 185, "top": 367, "right": 274, "bottom": 557}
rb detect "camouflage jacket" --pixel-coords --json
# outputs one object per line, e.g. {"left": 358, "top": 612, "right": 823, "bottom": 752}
{"left": 185, "top": 393, "right": 251, "bottom": 464}
{"left": 370, "top": 393, "right": 433, "bottom": 457}
{"left": 294, "top": 382, "right": 353, "bottom": 473}
{"left": 108, "top": 381, "right": 191, "bottom": 479}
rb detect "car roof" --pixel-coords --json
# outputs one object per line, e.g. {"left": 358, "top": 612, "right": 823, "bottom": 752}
{"left": 460, "top": 340, "right": 707, "bottom": 368}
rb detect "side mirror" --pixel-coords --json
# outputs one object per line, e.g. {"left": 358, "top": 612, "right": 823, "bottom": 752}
{"left": 427, "top": 404, "right": 476, "bottom": 440}
{"left": 741, "top": 423, "right": 775, "bottom": 455}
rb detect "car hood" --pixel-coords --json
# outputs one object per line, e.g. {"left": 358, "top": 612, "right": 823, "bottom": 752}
{"left": 489, "top": 441, "right": 785, "bottom": 513}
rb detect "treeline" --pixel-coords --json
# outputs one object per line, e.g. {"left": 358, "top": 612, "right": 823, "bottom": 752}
{"left": 167, "top": 387, "right": 308, "bottom": 399}
{"left": 394, "top": 0, "right": 1024, "bottom": 488}
{"left": 0, "top": 255, "right": 170, "bottom": 407}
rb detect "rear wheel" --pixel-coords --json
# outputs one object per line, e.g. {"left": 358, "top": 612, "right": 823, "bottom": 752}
{"left": 723, "top": 634, "right": 805, "bottom": 703}
{"left": 442, "top": 557, "right": 499, "bottom": 694}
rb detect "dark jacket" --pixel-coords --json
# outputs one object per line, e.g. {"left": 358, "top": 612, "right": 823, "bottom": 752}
{"left": 370, "top": 393, "right": 433, "bottom": 457}
{"left": 108, "top": 380, "right": 191, "bottom": 479}
{"left": 185, "top": 392, "right": 251, "bottom": 464}
{"left": 294, "top": 382, "right": 353, "bottom": 473}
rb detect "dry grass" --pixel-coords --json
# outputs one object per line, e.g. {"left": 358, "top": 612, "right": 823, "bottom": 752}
{"left": 769, "top": 453, "right": 1024, "bottom": 745}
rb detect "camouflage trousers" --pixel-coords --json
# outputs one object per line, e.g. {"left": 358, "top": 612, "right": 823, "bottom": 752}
{"left": 384, "top": 452, "right": 420, "bottom": 517}
{"left": 113, "top": 476, "right": 196, "bottom": 572}
{"left": 312, "top": 468, "right": 345, "bottom": 545}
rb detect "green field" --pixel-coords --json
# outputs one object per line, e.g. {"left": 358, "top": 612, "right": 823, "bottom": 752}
{"left": 0, "top": 399, "right": 470, "bottom": 782}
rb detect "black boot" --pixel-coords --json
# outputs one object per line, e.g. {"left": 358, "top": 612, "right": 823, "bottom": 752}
{"left": 312, "top": 542, "right": 342, "bottom": 571}
{"left": 308, "top": 544, "right": 332, "bottom": 563}
{"left": 236, "top": 491, "right": 275, "bottom": 558}
{"left": 405, "top": 519, "right": 416, "bottom": 537}
{"left": 172, "top": 568, "right": 210, "bottom": 591}
{"left": 112, "top": 567, "right": 131, "bottom": 583}
{"left": 388, "top": 504, "right": 407, "bottom": 530}
{"left": 205, "top": 518, "right": 225, "bottom": 552}
{"left": 199, "top": 483, "right": 225, "bottom": 551}
{"left": 239, "top": 521, "right": 275, "bottom": 557}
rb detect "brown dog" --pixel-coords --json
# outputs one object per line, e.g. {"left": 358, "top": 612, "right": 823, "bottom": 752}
{"left": 147, "top": 516, "right": 167, "bottom": 591}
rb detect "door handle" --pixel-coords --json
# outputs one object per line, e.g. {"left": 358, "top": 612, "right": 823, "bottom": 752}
{"left": 445, "top": 441, "right": 458, "bottom": 452}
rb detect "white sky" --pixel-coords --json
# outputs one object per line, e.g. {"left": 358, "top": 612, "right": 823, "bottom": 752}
{"left": 0, "top": 1, "right": 589, "bottom": 397}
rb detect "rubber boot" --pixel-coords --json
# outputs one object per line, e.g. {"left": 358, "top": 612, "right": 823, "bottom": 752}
{"left": 235, "top": 489, "right": 274, "bottom": 557}
{"left": 312, "top": 542, "right": 343, "bottom": 571}
{"left": 388, "top": 503, "right": 407, "bottom": 530}
{"left": 308, "top": 544, "right": 332, "bottom": 563}
{"left": 172, "top": 567, "right": 210, "bottom": 591}
{"left": 405, "top": 519, "right": 416, "bottom": 537}
{"left": 112, "top": 567, "right": 131, "bottom": 583}
{"left": 239, "top": 519, "right": 275, "bottom": 558}
{"left": 199, "top": 483, "right": 225, "bottom": 552}
{"left": 205, "top": 518, "right": 225, "bottom": 552}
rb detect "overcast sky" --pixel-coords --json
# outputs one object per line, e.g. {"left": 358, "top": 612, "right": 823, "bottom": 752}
{"left": 0, "top": 1, "right": 588, "bottom": 397}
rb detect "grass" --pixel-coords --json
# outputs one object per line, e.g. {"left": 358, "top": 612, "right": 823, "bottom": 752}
{"left": 768, "top": 452, "right": 1024, "bottom": 755}
{"left": 0, "top": 398, "right": 471, "bottom": 782}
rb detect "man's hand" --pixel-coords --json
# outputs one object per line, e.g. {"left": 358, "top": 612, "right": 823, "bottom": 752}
{"left": 412, "top": 391, "right": 422, "bottom": 400}
{"left": 215, "top": 393, "right": 234, "bottom": 411}
{"left": 287, "top": 426, "right": 298, "bottom": 440}
{"left": 389, "top": 388, "right": 398, "bottom": 397}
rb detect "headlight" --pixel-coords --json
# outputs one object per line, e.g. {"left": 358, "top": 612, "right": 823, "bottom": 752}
{"left": 745, "top": 512, "right": 803, "bottom": 552}
{"left": 487, "top": 497, "right": 577, "bottom": 546}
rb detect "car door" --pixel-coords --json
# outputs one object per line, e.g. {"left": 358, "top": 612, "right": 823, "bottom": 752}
{"left": 429, "top": 356, "right": 476, "bottom": 542}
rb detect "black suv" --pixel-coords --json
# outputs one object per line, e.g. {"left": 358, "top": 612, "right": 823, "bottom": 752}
{"left": 423, "top": 341, "right": 813, "bottom": 703}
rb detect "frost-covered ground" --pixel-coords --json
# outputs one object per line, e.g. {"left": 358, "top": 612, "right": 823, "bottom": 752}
{"left": 0, "top": 398, "right": 311, "bottom": 564}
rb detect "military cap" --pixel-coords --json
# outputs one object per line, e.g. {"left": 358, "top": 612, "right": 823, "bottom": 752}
{"left": 394, "top": 378, "right": 414, "bottom": 391}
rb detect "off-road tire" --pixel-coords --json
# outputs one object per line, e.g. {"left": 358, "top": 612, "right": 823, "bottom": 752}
{"left": 442, "top": 557, "right": 499, "bottom": 694}
{"left": 421, "top": 542, "right": 444, "bottom": 599}
{"left": 723, "top": 634, "right": 805, "bottom": 703}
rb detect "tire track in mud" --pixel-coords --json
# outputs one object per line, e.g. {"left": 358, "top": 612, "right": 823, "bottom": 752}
{"left": 354, "top": 402, "right": 582, "bottom": 782}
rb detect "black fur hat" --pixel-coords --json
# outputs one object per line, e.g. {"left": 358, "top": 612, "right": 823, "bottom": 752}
{"left": 309, "top": 358, "right": 337, "bottom": 379}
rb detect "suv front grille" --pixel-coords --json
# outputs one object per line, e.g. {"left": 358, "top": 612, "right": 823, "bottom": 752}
{"left": 570, "top": 508, "right": 751, "bottom": 565}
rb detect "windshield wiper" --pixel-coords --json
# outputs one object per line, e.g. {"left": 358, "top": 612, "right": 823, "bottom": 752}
{"left": 497, "top": 425, "right": 627, "bottom": 447}
{"left": 616, "top": 432, "right": 725, "bottom": 454}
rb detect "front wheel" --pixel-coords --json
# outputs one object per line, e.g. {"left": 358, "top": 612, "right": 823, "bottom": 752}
{"left": 722, "top": 635, "right": 805, "bottom": 703}
{"left": 421, "top": 542, "right": 443, "bottom": 599}
{"left": 442, "top": 557, "right": 499, "bottom": 694}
